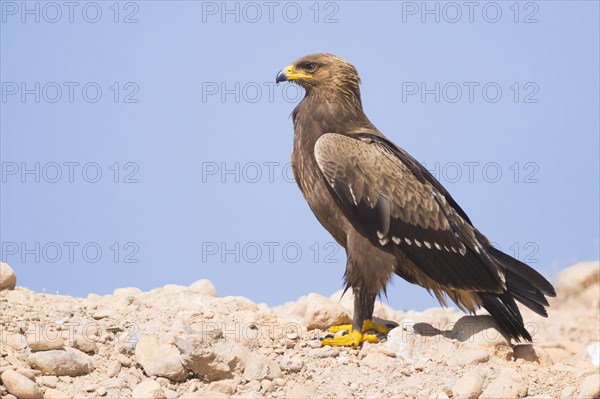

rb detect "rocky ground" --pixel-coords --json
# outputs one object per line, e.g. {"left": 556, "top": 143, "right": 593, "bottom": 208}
{"left": 0, "top": 261, "right": 599, "bottom": 399}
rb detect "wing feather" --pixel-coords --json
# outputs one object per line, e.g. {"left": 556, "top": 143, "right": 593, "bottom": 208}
{"left": 314, "top": 132, "right": 505, "bottom": 292}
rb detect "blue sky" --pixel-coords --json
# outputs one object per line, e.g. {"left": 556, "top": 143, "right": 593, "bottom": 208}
{"left": 1, "top": 1, "right": 599, "bottom": 311}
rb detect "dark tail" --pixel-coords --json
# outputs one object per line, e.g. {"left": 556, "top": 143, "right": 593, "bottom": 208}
{"left": 480, "top": 247, "right": 556, "bottom": 342}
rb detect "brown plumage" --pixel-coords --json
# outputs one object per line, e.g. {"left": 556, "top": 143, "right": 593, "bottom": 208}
{"left": 276, "top": 53, "right": 556, "bottom": 344}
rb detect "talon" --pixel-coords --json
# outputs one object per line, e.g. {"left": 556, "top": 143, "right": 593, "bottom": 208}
{"left": 362, "top": 320, "right": 393, "bottom": 334}
{"left": 328, "top": 324, "right": 352, "bottom": 333}
{"left": 322, "top": 330, "right": 380, "bottom": 347}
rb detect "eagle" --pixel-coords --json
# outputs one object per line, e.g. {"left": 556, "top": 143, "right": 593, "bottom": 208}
{"left": 275, "top": 53, "right": 556, "bottom": 347}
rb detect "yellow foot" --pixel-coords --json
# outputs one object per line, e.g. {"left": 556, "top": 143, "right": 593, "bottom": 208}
{"left": 327, "top": 320, "right": 393, "bottom": 335}
{"left": 321, "top": 330, "right": 380, "bottom": 347}
{"left": 322, "top": 320, "right": 394, "bottom": 347}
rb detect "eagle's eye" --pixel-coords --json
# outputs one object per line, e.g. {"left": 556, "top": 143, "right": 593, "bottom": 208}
{"left": 303, "top": 63, "right": 317, "bottom": 73}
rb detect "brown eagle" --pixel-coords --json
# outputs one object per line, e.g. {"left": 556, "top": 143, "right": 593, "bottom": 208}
{"left": 276, "top": 53, "right": 555, "bottom": 347}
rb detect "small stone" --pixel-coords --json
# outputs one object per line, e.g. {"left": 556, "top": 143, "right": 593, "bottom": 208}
{"left": 28, "top": 349, "right": 93, "bottom": 376}
{"left": 579, "top": 373, "right": 600, "bottom": 399}
{"left": 208, "top": 380, "right": 236, "bottom": 395}
{"left": 452, "top": 373, "right": 484, "bottom": 399}
{"left": 513, "top": 344, "right": 553, "bottom": 365}
{"left": 0, "top": 262, "right": 17, "bottom": 290}
{"left": 72, "top": 334, "right": 98, "bottom": 354}
{"left": 1, "top": 370, "right": 43, "bottom": 399}
{"left": 92, "top": 309, "right": 111, "bottom": 319}
{"left": 586, "top": 342, "right": 600, "bottom": 367}
{"left": 261, "top": 379, "right": 274, "bottom": 393}
{"left": 37, "top": 376, "right": 58, "bottom": 387}
{"left": 132, "top": 380, "right": 166, "bottom": 399}
{"left": 243, "top": 352, "right": 282, "bottom": 381}
{"left": 177, "top": 337, "right": 247, "bottom": 381}
{"left": 106, "top": 359, "right": 121, "bottom": 378}
{"left": 457, "top": 349, "right": 490, "bottom": 366}
{"left": 96, "top": 386, "right": 107, "bottom": 396}
{"left": 189, "top": 279, "right": 218, "bottom": 297}
{"left": 43, "top": 388, "right": 72, "bottom": 399}
{"left": 163, "top": 388, "right": 179, "bottom": 399}
{"left": 28, "top": 335, "right": 64, "bottom": 352}
{"left": 115, "top": 353, "right": 132, "bottom": 367}
{"left": 308, "top": 346, "right": 339, "bottom": 358}
{"left": 303, "top": 293, "right": 351, "bottom": 330}
{"left": 481, "top": 368, "right": 527, "bottom": 399}
{"left": 135, "top": 336, "right": 187, "bottom": 382}
{"left": 278, "top": 355, "right": 304, "bottom": 372}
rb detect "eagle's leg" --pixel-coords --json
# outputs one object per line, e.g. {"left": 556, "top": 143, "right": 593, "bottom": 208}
{"left": 322, "top": 288, "right": 389, "bottom": 347}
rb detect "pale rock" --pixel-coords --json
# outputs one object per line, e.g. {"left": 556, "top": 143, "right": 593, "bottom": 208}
{"left": 481, "top": 368, "right": 527, "bottom": 399}
{"left": 457, "top": 349, "right": 490, "bottom": 366}
{"left": 163, "top": 388, "right": 179, "bottom": 399}
{"left": 303, "top": 293, "right": 351, "bottom": 330}
{"left": 556, "top": 262, "right": 599, "bottom": 299}
{"left": 578, "top": 373, "right": 600, "bottom": 398}
{"left": 106, "top": 359, "right": 121, "bottom": 378}
{"left": 43, "top": 388, "right": 73, "bottom": 399}
{"left": 308, "top": 346, "right": 339, "bottom": 358}
{"left": 28, "top": 335, "right": 64, "bottom": 351}
{"left": 513, "top": 344, "right": 553, "bottom": 365}
{"left": 208, "top": 379, "right": 237, "bottom": 395}
{"left": 92, "top": 308, "right": 112, "bottom": 319}
{"left": 96, "top": 386, "right": 107, "bottom": 396}
{"left": 452, "top": 315, "right": 508, "bottom": 347}
{"left": 113, "top": 287, "right": 142, "bottom": 296}
{"left": 1, "top": 370, "right": 43, "bottom": 399}
{"left": 100, "top": 377, "right": 127, "bottom": 390}
{"left": 28, "top": 349, "right": 93, "bottom": 376}
{"left": 362, "top": 352, "right": 390, "bottom": 369}
{"left": 452, "top": 373, "right": 484, "bottom": 399}
{"left": 561, "top": 386, "right": 577, "bottom": 398}
{"left": 278, "top": 355, "right": 304, "bottom": 372}
{"left": 115, "top": 353, "right": 132, "bottom": 367}
{"left": 37, "top": 375, "right": 58, "bottom": 388}
{"left": 243, "top": 352, "right": 282, "bottom": 381}
{"left": 135, "top": 335, "right": 187, "bottom": 382}
{"left": 0, "top": 262, "right": 17, "bottom": 290}
{"left": 177, "top": 335, "right": 247, "bottom": 381}
{"left": 189, "top": 279, "right": 218, "bottom": 297}
{"left": 132, "top": 380, "right": 166, "bottom": 399}
{"left": 261, "top": 379, "right": 274, "bottom": 393}
{"left": 5, "top": 289, "right": 29, "bottom": 303}
{"left": 586, "top": 342, "right": 599, "bottom": 367}
{"left": 71, "top": 334, "right": 98, "bottom": 354}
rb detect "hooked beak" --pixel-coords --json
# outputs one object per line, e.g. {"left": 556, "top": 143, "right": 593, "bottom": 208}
{"left": 275, "top": 64, "right": 313, "bottom": 83}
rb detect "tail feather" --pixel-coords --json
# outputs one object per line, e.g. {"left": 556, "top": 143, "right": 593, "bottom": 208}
{"left": 489, "top": 246, "right": 556, "bottom": 296}
{"left": 477, "top": 247, "right": 556, "bottom": 342}
{"left": 479, "top": 292, "right": 532, "bottom": 342}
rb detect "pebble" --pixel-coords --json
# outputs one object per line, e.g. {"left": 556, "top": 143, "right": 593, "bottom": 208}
{"left": 481, "top": 368, "right": 527, "bottom": 399}
{"left": 303, "top": 293, "right": 351, "bottom": 330}
{"left": 28, "top": 349, "right": 93, "bottom": 376}
{"left": 28, "top": 335, "right": 64, "bottom": 352}
{"left": 1, "top": 369, "right": 43, "bottom": 399}
{"left": 135, "top": 335, "right": 187, "bottom": 382}
{"left": 243, "top": 352, "right": 282, "bottom": 381}
{"left": 578, "top": 373, "right": 600, "bottom": 398}
{"left": 189, "top": 279, "right": 218, "bottom": 297}
{"left": 457, "top": 349, "right": 490, "bottom": 366}
{"left": 132, "top": 380, "right": 166, "bottom": 399}
{"left": 278, "top": 355, "right": 304, "bottom": 372}
{"left": 72, "top": 334, "right": 98, "bottom": 354}
{"left": 106, "top": 359, "right": 121, "bottom": 378}
{"left": 0, "top": 262, "right": 17, "bottom": 290}
{"left": 452, "top": 373, "right": 484, "bottom": 399}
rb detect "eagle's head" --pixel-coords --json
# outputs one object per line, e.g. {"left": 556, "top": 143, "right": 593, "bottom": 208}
{"left": 276, "top": 53, "right": 361, "bottom": 97}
